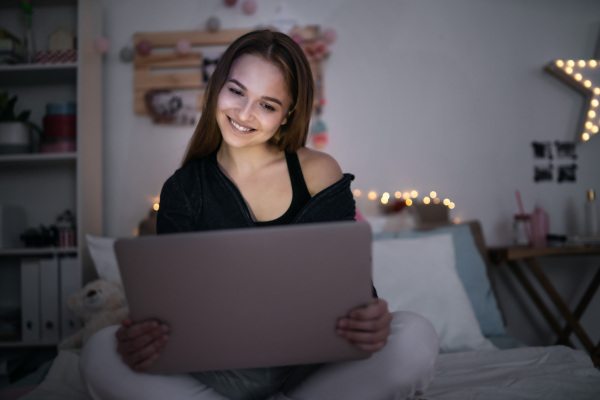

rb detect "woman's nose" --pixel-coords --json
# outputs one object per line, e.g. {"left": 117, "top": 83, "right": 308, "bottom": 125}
{"left": 237, "top": 99, "right": 253, "bottom": 121}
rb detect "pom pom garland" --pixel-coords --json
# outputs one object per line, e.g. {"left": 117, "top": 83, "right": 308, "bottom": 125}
{"left": 119, "top": 46, "right": 135, "bottom": 62}
{"left": 175, "top": 39, "right": 191, "bottom": 55}
{"left": 206, "top": 16, "right": 221, "bottom": 32}
{"left": 242, "top": 0, "right": 258, "bottom": 15}
{"left": 94, "top": 37, "right": 110, "bottom": 53}
{"left": 136, "top": 40, "right": 152, "bottom": 56}
{"left": 323, "top": 28, "right": 337, "bottom": 44}
{"left": 311, "top": 119, "right": 328, "bottom": 149}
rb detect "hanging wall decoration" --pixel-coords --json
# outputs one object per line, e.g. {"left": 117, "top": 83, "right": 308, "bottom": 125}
{"left": 289, "top": 25, "right": 336, "bottom": 148}
{"left": 119, "top": 45, "right": 135, "bottom": 62}
{"left": 544, "top": 31, "right": 600, "bottom": 143}
{"left": 206, "top": 16, "right": 221, "bottom": 32}
{"left": 93, "top": 37, "right": 110, "bottom": 53}
{"left": 132, "top": 28, "right": 250, "bottom": 124}
{"left": 242, "top": 0, "right": 258, "bottom": 15}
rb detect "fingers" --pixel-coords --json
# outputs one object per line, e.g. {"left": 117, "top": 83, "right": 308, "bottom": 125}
{"left": 115, "top": 320, "right": 165, "bottom": 342}
{"left": 337, "top": 316, "right": 391, "bottom": 351}
{"left": 130, "top": 351, "right": 162, "bottom": 372}
{"left": 344, "top": 338, "right": 388, "bottom": 353}
{"left": 115, "top": 319, "right": 169, "bottom": 372}
{"left": 348, "top": 298, "right": 389, "bottom": 320}
{"left": 121, "top": 334, "right": 169, "bottom": 372}
{"left": 337, "top": 298, "right": 393, "bottom": 353}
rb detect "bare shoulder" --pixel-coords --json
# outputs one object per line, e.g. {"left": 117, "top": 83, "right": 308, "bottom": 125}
{"left": 297, "top": 147, "right": 343, "bottom": 196}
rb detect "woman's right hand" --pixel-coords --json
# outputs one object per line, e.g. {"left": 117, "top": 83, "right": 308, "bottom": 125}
{"left": 115, "top": 317, "right": 170, "bottom": 372}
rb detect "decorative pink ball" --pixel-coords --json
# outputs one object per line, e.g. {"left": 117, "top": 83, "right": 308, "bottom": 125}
{"left": 223, "top": 0, "right": 237, "bottom": 6}
{"left": 175, "top": 39, "right": 191, "bottom": 55}
{"left": 93, "top": 37, "right": 110, "bottom": 53}
{"left": 322, "top": 28, "right": 337, "bottom": 44}
{"left": 136, "top": 40, "right": 152, "bottom": 56}
{"left": 291, "top": 34, "right": 303, "bottom": 45}
{"left": 242, "top": 0, "right": 257, "bottom": 15}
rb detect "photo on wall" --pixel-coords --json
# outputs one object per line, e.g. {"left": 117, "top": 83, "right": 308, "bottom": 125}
{"left": 531, "top": 141, "right": 577, "bottom": 183}
{"left": 557, "top": 164, "right": 577, "bottom": 183}
{"left": 532, "top": 141, "right": 553, "bottom": 159}
{"left": 555, "top": 141, "right": 577, "bottom": 160}
{"left": 534, "top": 164, "right": 553, "bottom": 183}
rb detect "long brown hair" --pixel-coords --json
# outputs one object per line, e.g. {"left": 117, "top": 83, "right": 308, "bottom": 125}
{"left": 181, "top": 29, "right": 314, "bottom": 166}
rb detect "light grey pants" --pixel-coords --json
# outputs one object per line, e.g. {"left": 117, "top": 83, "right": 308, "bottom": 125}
{"left": 79, "top": 311, "right": 439, "bottom": 400}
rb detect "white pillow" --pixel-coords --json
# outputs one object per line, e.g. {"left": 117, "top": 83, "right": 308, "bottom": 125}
{"left": 363, "top": 216, "right": 388, "bottom": 234}
{"left": 372, "top": 233, "right": 495, "bottom": 352}
{"left": 86, "top": 234, "right": 122, "bottom": 284}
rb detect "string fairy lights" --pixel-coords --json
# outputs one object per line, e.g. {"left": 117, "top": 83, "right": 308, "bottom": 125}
{"left": 353, "top": 188, "right": 456, "bottom": 210}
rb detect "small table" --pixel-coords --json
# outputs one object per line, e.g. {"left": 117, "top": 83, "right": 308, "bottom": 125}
{"left": 488, "top": 245, "right": 600, "bottom": 367}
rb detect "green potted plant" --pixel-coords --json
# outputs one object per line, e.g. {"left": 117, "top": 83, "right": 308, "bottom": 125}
{"left": 0, "top": 91, "right": 42, "bottom": 154}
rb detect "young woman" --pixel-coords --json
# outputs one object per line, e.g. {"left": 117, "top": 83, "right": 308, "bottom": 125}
{"left": 80, "top": 30, "right": 439, "bottom": 400}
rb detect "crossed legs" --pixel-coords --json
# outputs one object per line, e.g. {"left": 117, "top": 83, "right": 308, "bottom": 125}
{"left": 79, "top": 311, "right": 438, "bottom": 400}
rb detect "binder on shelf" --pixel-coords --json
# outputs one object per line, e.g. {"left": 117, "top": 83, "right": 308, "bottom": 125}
{"left": 20, "top": 258, "right": 41, "bottom": 343}
{"left": 59, "top": 256, "right": 82, "bottom": 339}
{"left": 39, "top": 257, "right": 60, "bottom": 343}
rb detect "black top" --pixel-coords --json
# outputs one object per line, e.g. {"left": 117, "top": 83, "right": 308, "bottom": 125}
{"left": 255, "top": 152, "right": 312, "bottom": 227}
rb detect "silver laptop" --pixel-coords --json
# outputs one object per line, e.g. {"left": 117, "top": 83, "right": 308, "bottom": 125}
{"left": 114, "top": 220, "right": 373, "bottom": 374}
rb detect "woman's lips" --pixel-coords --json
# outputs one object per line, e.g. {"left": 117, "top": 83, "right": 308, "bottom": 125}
{"left": 228, "top": 117, "right": 255, "bottom": 133}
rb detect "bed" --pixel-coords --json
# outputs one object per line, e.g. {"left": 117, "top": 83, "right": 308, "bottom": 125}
{"left": 2, "top": 216, "right": 600, "bottom": 400}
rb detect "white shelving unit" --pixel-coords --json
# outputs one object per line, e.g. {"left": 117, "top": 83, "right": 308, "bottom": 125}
{"left": 0, "top": 0, "right": 102, "bottom": 348}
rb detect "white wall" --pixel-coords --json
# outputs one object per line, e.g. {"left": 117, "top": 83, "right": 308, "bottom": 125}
{"left": 101, "top": 0, "right": 600, "bottom": 347}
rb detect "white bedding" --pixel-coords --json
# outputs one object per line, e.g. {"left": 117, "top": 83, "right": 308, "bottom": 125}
{"left": 19, "top": 345, "right": 600, "bottom": 400}
{"left": 418, "top": 345, "right": 600, "bottom": 400}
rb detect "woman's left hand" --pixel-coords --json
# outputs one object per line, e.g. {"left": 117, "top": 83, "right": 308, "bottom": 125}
{"left": 336, "top": 298, "right": 393, "bottom": 353}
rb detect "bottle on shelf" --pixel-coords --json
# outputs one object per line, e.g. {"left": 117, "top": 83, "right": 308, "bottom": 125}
{"left": 530, "top": 205, "right": 549, "bottom": 247}
{"left": 21, "top": 0, "right": 36, "bottom": 64}
{"left": 585, "top": 189, "right": 599, "bottom": 237}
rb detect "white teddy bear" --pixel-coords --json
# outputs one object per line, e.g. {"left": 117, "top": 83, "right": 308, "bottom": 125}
{"left": 58, "top": 279, "right": 129, "bottom": 350}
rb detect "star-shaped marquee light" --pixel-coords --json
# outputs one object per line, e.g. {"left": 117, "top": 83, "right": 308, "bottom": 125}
{"left": 545, "top": 56, "right": 600, "bottom": 143}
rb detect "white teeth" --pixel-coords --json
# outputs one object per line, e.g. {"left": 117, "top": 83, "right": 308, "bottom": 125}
{"left": 230, "top": 119, "right": 252, "bottom": 132}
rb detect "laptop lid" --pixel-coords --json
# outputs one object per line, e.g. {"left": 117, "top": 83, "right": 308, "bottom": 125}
{"left": 114, "top": 220, "right": 373, "bottom": 374}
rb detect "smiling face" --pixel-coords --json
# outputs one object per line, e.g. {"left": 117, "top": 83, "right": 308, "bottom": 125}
{"left": 216, "top": 53, "right": 293, "bottom": 151}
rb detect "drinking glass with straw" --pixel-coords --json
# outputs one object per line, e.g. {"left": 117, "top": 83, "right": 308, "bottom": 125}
{"left": 515, "top": 190, "right": 532, "bottom": 245}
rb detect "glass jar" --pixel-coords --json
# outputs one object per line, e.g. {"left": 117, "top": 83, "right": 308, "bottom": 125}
{"left": 513, "top": 214, "right": 531, "bottom": 246}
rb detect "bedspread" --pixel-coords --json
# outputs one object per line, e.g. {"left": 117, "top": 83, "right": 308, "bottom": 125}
{"left": 416, "top": 345, "right": 600, "bottom": 400}
{"left": 15, "top": 345, "right": 600, "bottom": 400}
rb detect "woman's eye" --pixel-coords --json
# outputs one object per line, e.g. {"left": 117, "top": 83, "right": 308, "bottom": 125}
{"left": 229, "top": 87, "right": 243, "bottom": 96}
{"left": 261, "top": 103, "right": 276, "bottom": 112}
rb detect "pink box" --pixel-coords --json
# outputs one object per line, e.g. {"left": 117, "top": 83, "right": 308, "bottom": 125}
{"left": 35, "top": 50, "right": 77, "bottom": 64}
{"left": 40, "top": 141, "right": 76, "bottom": 153}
